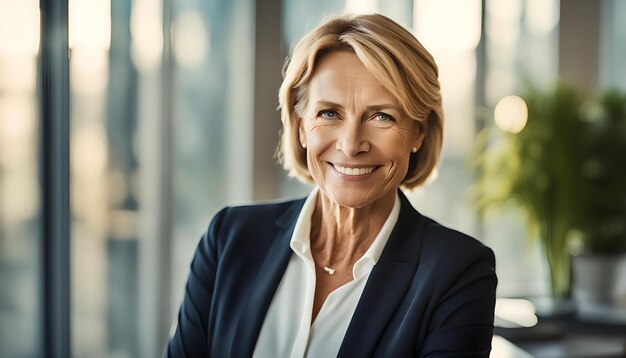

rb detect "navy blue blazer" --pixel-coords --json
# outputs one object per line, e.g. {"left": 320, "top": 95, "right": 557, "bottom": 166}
{"left": 164, "top": 191, "right": 497, "bottom": 357}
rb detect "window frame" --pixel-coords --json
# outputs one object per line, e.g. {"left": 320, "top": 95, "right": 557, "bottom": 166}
{"left": 39, "top": 0, "right": 71, "bottom": 357}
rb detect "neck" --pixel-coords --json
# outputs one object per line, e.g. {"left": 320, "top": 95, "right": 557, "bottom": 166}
{"left": 310, "top": 190, "right": 396, "bottom": 267}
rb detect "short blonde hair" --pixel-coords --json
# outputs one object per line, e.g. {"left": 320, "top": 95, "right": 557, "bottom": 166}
{"left": 277, "top": 13, "right": 443, "bottom": 189}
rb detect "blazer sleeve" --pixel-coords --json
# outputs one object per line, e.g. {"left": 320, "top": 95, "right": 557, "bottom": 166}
{"left": 420, "top": 246, "right": 497, "bottom": 358}
{"left": 163, "top": 207, "right": 227, "bottom": 358}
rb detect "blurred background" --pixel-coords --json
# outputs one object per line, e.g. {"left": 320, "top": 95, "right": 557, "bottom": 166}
{"left": 1, "top": 0, "right": 625, "bottom": 357}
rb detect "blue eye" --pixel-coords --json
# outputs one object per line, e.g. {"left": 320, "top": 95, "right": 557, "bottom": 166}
{"left": 319, "top": 110, "right": 337, "bottom": 119}
{"left": 374, "top": 112, "right": 393, "bottom": 122}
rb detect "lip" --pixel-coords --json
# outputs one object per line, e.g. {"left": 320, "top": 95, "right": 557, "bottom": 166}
{"left": 330, "top": 162, "right": 380, "bottom": 168}
{"left": 328, "top": 162, "right": 380, "bottom": 181}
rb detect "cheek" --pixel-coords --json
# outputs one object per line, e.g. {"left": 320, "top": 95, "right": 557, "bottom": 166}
{"left": 305, "top": 126, "right": 331, "bottom": 174}
{"left": 305, "top": 125, "right": 333, "bottom": 154}
{"left": 383, "top": 128, "right": 412, "bottom": 164}
{"left": 375, "top": 129, "right": 413, "bottom": 184}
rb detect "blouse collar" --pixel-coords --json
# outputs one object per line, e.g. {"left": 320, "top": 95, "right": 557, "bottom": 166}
{"left": 289, "top": 187, "right": 401, "bottom": 280}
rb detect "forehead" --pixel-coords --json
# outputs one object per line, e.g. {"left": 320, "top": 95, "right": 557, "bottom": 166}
{"left": 308, "top": 51, "right": 397, "bottom": 104}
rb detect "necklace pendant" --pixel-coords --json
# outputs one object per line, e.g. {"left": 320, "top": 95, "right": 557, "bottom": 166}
{"left": 323, "top": 266, "right": 336, "bottom": 275}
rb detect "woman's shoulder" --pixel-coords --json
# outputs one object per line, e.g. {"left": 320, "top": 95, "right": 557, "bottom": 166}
{"left": 200, "top": 196, "right": 307, "bottom": 258}
{"left": 413, "top": 215, "right": 497, "bottom": 298}
{"left": 215, "top": 196, "right": 306, "bottom": 222}
{"left": 422, "top": 217, "right": 489, "bottom": 249}
{"left": 206, "top": 196, "right": 307, "bottom": 236}
{"left": 418, "top": 215, "right": 495, "bottom": 269}
{"left": 398, "top": 192, "right": 492, "bottom": 264}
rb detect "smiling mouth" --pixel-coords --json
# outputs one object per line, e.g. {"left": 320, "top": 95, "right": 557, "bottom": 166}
{"left": 331, "top": 163, "right": 379, "bottom": 176}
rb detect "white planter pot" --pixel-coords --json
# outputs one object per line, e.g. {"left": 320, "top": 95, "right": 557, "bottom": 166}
{"left": 572, "top": 253, "right": 626, "bottom": 323}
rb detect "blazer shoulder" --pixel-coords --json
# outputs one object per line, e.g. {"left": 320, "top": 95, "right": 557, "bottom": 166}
{"left": 420, "top": 216, "right": 495, "bottom": 269}
{"left": 215, "top": 197, "right": 306, "bottom": 227}
{"left": 416, "top": 216, "right": 497, "bottom": 308}
{"left": 204, "top": 197, "right": 306, "bottom": 249}
{"left": 422, "top": 217, "right": 490, "bottom": 248}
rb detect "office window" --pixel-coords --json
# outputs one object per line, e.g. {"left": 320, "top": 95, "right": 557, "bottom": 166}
{"left": 69, "top": 0, "right": 138, "bottom": 355}
{"left": 169, "top": 0, "right": 256, "bottom": 338}
{"left": 600, "top": 0, "right": 626, "bottom": 91}
{"left": 0, "top": 1, "right": 41, "bottom": 357}
{"left": 479, "top": 0, "right": 559, "bottom": 297}
{"left": 68, "top": 0, "right": 256, "bottom": 356}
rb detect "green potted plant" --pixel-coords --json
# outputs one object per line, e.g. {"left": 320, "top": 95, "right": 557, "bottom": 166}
{"left": 569, "top": 90, "right": 626, "bottom": 322}
{"left": 574, "top": 90, "right": 626, "bottom": 253}
{"left": 472, "top": 85, "right": 626, "bottom": 309}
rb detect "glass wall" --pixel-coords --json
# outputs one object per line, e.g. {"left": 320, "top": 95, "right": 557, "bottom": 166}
{"left": 478, "top": 0, "right": 560, "bottom": 297}
{"left": 69, "top": 0, "right": 115, "bottom": 355}
{"left": 169, "top": 0, "right": 255, "bottom": 346}
{"left": 600, "top": 0, "right": 626, "bottom": 91}
{"left": 68, "top": 0, "right": 255, "bottom": 356}
{"left": 0, "top": 1, "right": 41, "bottom": 357}
{"left": 409, "top": 0, "right": 484, "bottom": 249}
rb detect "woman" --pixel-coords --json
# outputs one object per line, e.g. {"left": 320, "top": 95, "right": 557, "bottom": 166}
{"left": 165, "top": 13, "right": 496, "bottom": 358}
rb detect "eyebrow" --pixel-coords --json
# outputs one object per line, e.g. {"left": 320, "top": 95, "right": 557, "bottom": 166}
{"left": 312, "top": 101, "right": 401, "bottom": 112}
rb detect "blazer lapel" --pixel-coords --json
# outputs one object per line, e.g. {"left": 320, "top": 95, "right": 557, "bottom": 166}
{"left": 230, "top": 199, "right": 305, "bottom": 358}
{"left": 338, "top": 191, "right": 425, "bottom": 357}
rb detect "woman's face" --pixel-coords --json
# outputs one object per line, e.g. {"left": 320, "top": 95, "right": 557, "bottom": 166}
{"left": 299, "top": 51, "right": 425, "bottom": 209}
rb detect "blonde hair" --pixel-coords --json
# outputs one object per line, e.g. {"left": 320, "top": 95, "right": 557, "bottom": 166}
{"left": 277, "top": 13, "right": 443, "bottom": 189}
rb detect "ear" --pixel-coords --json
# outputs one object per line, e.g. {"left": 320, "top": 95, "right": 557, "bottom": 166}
{"left": 298, "top": 116, "right": 307, "bottom": 148}
{"left": 412, "top": 120, "right": 428, "bottom": 152}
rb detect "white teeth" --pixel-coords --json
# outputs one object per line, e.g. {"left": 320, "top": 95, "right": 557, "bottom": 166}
{"left": 333, "top": 165, "right": 375, "bottom": 176}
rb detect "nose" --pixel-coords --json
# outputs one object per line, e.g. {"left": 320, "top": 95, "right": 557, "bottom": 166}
{"left": 336, "top": 119, "right": 369, "bottom": 157}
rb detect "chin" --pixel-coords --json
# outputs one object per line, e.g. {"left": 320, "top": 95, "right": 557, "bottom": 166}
{"left": 321, "top": 186, "right": 388, "bottom": 209}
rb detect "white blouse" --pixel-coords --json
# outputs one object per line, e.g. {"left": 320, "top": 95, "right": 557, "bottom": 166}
{"left": 253, "top": 188, "right": 400, "bottom": 358}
